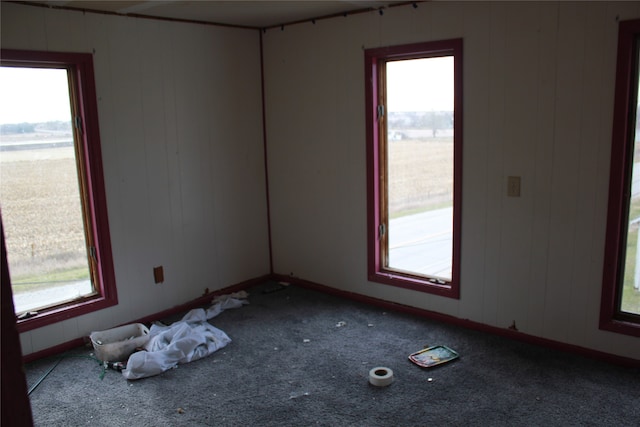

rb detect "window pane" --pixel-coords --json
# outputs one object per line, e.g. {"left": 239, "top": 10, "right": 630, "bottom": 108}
{"left": 385, "top": 57, "right": 454, "bottom": 281}
{"left": 0, "top": 67, "right": 94, "bottom": 315}
{"left": 621, "top": 52, "right": 640, "bottom": 316}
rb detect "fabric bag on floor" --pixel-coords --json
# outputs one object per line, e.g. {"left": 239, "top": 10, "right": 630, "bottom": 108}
{"left": 122, "top": 292, "right": 247, "bottom": 380}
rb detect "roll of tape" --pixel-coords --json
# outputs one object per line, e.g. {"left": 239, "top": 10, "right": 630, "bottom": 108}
{"left": 369, "top": 367, "right": 394, "bottom": 387}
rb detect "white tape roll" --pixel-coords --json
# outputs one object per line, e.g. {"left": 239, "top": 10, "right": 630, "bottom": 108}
{"left": 369, "top": 367, "right": 394, "bottom": 387}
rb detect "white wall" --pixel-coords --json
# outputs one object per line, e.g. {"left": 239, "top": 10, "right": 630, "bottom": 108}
{"left": 263, "top": 1, "right": 640, "bottom": 359}
{"left": 1, "top": 3, "right": 271, "bottom": 356}
{"left": 3, "top": 1, "right": 639, "bottom": 361}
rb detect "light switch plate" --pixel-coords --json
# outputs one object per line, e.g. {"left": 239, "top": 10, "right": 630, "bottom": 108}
{"left": 507, "top": 176, "right": 521, "bottom": 197}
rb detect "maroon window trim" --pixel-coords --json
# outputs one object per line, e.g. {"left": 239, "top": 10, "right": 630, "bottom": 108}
{"left": 0, "top": 49, "right": 117, "bottom": 332}
{"left": 365, "top": 39, "right": 463, "bottom": 299}
{"left": 600, "top": 19, "right": 640, "bottom": 337}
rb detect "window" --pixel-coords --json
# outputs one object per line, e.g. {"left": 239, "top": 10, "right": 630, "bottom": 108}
{"left": 365, "top": 39, "right": 462, "bottom": 298}
{"left": 601, "top": 19, "right": 640, "bottom": 336}
{"left": 0, "top": 49, "right": 117, "bottom": 332}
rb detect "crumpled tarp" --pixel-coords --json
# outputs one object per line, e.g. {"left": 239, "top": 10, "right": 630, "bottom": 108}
{"left": 122, "top": 292, "right": 248, "bottom": 380}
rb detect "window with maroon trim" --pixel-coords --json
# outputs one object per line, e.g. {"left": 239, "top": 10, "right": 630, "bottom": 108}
{"left": 0, "top": 49, "right": 117, "bottom": 332}
{"left": 365, "top": 39, "right": 462, "bottom": 298}
{"left": 601, "top": 19, "right": 640, "bottom": 336}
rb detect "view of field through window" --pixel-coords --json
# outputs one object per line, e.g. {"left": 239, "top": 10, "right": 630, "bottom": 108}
{"left": 0, "top": 66, "right": 93, "bottom": 315}
{"left": 385, "top": 56, "right": 454, "bottom": 281}
{"left": 621, "top": 58, "right": 640, "bottom": 316}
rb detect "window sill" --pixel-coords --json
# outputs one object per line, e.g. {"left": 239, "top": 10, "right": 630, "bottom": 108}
{"left": 16, "top": 294, "right": 117, "bottom": 333}
{"left": 599, "top": 316, "right": 640, "bottom": 337}
{"left": 369, "top": 270, "right": 460, "bottom": 299}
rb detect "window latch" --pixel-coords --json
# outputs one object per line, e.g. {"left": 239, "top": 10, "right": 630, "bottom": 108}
{"left": 89, "top": 246, "right": 97, "bottom": 261}
{"left": 377, "top": 104, "right": 385, "bottom": 120}
{"left": 75, "top": 115, "right": 83, "bottom": 135}
{"left": 378, "top": 223, "right": 386, "bottom": 238}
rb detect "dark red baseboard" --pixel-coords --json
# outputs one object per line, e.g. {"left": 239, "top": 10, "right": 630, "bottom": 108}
{"left": 131, "top": 275, "right": 268, "bottom": 326}
{"left": 22, "top": 275, "right": 269, "bottom": 364}
{"left": 22, "top": 273, "right": 639, "bottom": 368}
{"left": 272, "top": 274, "right": 640, "bottom": 368}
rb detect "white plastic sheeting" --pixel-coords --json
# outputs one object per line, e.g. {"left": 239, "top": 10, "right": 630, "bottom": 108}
{"left": 122, "top": 292, "right": 248, "bottom": 380}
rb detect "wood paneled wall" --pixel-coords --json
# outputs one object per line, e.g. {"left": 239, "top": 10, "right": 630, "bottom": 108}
{"left": 3, "top": 1, "right": 639, "bottom": 360}
{"left": 1, "top": 3, "right": 270, "bottom": 356}
{"left": 263, "top": 1, "right": 640, "bottom": 359}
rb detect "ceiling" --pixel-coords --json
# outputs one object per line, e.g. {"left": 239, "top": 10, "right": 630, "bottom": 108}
{"left": 21, "top": 1, "right": 414, "bottom": 29}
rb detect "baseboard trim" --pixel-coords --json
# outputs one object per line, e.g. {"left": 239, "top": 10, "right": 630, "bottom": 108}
{"left": 24, "top": 273, "right": 639, "bottom": 368}
{"left": 22, "top": 275, "right": 269, "bottom": 364}
{"left": 130, "top": 275, "right": 268, "bottom": 326}
{"left": 273, "top": 274, "right": 640, "bottom": 368}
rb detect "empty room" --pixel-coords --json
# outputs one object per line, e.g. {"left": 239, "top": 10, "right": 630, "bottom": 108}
{"left": 1, "top": 1, "right": 639, "bottom": 425}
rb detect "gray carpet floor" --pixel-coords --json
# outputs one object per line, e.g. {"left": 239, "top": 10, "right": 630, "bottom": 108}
{"left": 25, "top": 281, "right": 640, "bottom": 426}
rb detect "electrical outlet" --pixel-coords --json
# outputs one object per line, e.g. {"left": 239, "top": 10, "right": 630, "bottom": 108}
{"left": 153, "top": 266, "right": 164, "bottom": 284}
{"left": 507, "top": 176, "right": 521, "bottom": 197}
